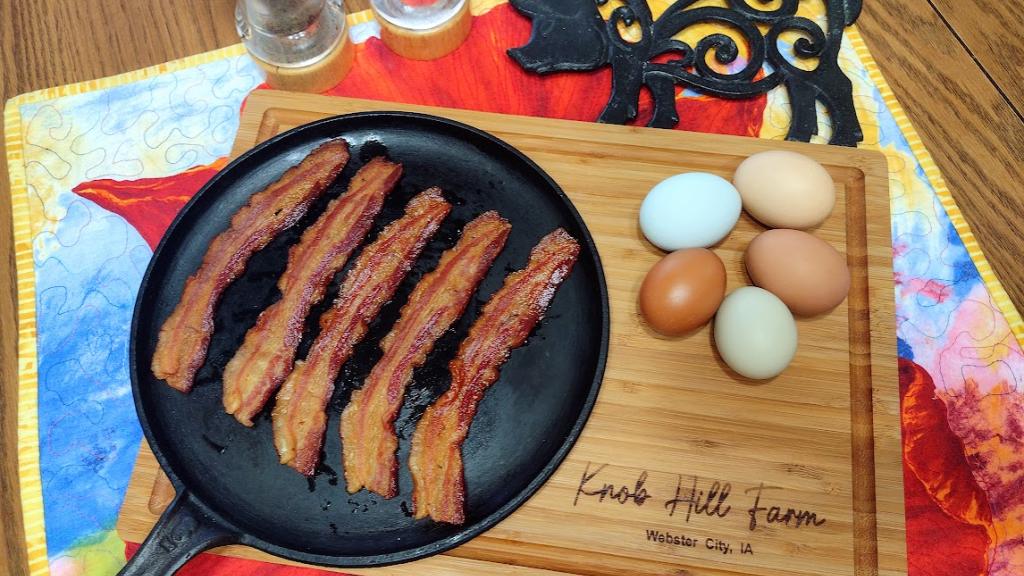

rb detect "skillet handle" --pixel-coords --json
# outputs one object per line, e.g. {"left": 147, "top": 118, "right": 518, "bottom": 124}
{"left": 118, "top": 490, "right": 238, "bottom": 576}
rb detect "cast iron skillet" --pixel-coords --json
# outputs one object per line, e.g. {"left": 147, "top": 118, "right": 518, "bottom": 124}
{"left": 121, "top": 112, "right": 609, "bottom": 574}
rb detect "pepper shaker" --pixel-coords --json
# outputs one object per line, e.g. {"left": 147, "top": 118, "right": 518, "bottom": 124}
{"left": 236, "top": 0, "right": 354, "bottom": 92}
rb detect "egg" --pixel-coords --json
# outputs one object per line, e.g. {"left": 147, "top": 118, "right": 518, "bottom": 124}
{"left": 639, "top": 248, "right": 726, "bottom": 336}
{"left": 733, "top": 151, "right": 835, "bottom": 229}
{"left": 714, "top": 287, "right": 797, "bottom": 380}
{"left": 639, "top": 173, "right": 741, "bottom": 251}
{"left": 745, "top": 229, "right": 851, "bottom": 316}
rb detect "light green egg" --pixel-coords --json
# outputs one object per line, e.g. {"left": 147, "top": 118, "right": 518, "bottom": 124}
{"left": 714, "top": 286, "right": 798, "bottom": 380}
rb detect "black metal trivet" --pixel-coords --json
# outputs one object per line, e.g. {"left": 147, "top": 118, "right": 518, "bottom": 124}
{"left": 508, "top": 0, "right": 864, "bottom": 146}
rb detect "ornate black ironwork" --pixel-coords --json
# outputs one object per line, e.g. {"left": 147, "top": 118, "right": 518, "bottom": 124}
{"left": 508, "top": 0, "right": 864, "bottom": 146}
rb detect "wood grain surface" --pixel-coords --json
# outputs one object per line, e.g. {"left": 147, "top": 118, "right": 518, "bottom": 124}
{"left": 117, "top": 91, "right": 903, "bottom": 575}
{"left": 0, "top": 1, "right": 1020, "bottom": 574}
{"left": 930, "top": 0, "right": 1024, "bottom": 115}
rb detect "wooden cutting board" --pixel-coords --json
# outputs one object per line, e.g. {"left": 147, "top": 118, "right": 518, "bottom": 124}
{"left": 117, "top": 90, "right": 905, "bottom": 576}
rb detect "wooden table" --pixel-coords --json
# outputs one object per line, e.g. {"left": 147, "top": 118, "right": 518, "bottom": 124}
{"left": 1, "top": 1, "right": 1021, "bottom": 573}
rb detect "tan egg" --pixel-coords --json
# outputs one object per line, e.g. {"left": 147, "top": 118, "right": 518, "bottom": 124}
{"left": 639, "top": 248, "right": 726, "bottom": 336}
{"left": 745, "top": 229, "right": 850, "bottom": 316}
{"left": 734, "top": 150, "right": 835, "bottom": 229}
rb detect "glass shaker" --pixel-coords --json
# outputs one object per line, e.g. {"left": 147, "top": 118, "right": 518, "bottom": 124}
{"left": 371, "top": 0, "right": 471, "bottom": 60}
{"left": 236, "top": 0, "right": 354, "bottom": 92}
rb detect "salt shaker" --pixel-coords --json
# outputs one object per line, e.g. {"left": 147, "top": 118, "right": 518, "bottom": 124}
{"left": 371, "top": 0, "right": 471, "bottom": 60}
{"left": 236, "top": 0, "right": 354, "bottom": 92}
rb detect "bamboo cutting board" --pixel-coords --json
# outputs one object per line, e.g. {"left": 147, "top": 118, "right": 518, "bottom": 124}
{"left": 117, "top": 90, "right": 905, "bottom": 576}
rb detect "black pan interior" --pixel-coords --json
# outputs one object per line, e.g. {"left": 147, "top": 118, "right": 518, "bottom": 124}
{"left": 131, "top": 112, "right": 608, "bottom": 566}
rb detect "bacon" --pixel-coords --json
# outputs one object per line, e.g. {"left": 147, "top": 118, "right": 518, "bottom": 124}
{"left": 341, "top": 211, "right": 511, "bottom": 497}
{"left": 409, "top": 229, "right": 579, "bottom": 524}
{"left": 222, "top": 158, "right": 402, "bottom": 426}
{"left": 152, "top": 139, "right": 350, "bottom": 393}
{"left": 272, "top": 189, "right": 451, "bottom": 475}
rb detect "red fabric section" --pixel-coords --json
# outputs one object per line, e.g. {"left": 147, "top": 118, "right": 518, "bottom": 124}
{"left": 904, "top": 469, "right": 991, "bottom": 576}
{"left": 124, "top": 542, "right": 347, "bottom": 575}
{"left": 72, "top": 158, "right": 227, "bottom": 250}
{"left": 900, "top": 358, "right": 992, "bottom": 575}
{"left": 327, "top": 5, "right": 614, "bottom": 120}
{"left": 320, "top": 4, "right": 765, "bottom": 137}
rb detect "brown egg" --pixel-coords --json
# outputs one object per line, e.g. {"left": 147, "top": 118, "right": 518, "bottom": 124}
{"left": 639, "top": 248, "right": 727, "bottom": 336}
{"left": 745, "top": 229, "right": 850, "bottom": 316}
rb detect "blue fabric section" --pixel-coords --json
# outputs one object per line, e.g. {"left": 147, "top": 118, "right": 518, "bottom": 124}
{"left": 23, "top": 54, "right": 263, "bottom": 560}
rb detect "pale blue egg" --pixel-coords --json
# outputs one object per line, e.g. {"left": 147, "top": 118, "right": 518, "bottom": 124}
{"left": 639, "top": 173, "right": 741, "bottom": 251}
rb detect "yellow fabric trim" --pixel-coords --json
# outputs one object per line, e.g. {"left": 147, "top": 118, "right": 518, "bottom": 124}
{"left": 5, "top": 97, "right": 49, "bottom": 576}
{"left": 847, "top": 25, "right": 1024, "bottom": 346}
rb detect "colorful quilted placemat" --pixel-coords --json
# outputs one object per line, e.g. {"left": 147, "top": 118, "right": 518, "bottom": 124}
{"left": 5, "top": 2, "right": 1022, "bottom": 575}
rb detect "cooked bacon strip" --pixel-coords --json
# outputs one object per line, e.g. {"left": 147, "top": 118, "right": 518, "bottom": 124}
{"left": 223, "top": 158, "right": 402, "bottom": 426}
{"left": 409, "top": 229, "right": 580, "bottom": 524}
{"left": 152, "top": 139, "right": 350, "bottom": 393}
{"left": 341, "top": 211, "right": 511, "bottom": 497}
{"left": 273, "top": 189, "right": 451, "bottom": 475}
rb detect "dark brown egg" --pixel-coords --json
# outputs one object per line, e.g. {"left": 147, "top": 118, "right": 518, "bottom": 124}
{"left": 639, "top": 248, "right": 727, "bottom": 336}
